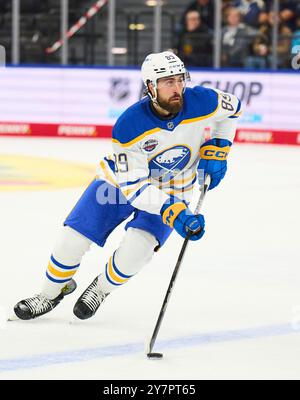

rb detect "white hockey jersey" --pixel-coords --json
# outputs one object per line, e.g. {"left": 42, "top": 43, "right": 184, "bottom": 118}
{"left": 97, "top": 86, "right": 241, "bottom": 215}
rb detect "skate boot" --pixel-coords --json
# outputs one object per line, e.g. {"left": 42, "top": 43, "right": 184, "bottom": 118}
{"left": 73, "top": 276, "right": 108, "bottom": 320}
{"left": 14, "top": 279, "right": 77, "bottom": 320}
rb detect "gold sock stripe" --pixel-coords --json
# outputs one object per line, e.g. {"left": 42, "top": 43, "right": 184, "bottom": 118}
{"left": 47, "top": 262, "right": 77, "bottom": 279}
{"left": 162, "top": 202, "right": 187, "bottom": 228}
{"left": 107, "top": 256, "right": 129, "bottom": 284}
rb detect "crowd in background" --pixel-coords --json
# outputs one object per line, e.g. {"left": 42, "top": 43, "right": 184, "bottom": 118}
{"left": 175, "top": 0, "right": 300, "bottom": 69}
{"left": 0, "top": 0, "right": 300, "bottom": 69}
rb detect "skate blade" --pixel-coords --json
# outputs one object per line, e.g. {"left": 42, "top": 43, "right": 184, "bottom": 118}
{"left": 7, "top": 314, "right": 19, "bottom": 322}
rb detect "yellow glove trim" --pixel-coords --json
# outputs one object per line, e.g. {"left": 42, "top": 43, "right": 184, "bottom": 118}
{"left": 162, "top": 203, "right": 187, "bottom": 228}
{"left": 200, "top": 145, "right": 231, "bottom": 161}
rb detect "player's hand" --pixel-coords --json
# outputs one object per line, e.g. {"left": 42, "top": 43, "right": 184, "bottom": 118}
{"left": 198, "top": 138, "right": 232, "bottom": 190}
{"left": 161, "top": 201, "right": 205, "bottom": 241}
{"left": 173, "top": 209, "right": 205, "bottom": 241}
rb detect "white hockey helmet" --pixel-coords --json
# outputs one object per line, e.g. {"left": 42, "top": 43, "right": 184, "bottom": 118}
{"left": 141, "top": 51, "right": 189, "bottom": 101}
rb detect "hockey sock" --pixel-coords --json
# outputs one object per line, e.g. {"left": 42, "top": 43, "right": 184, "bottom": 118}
{"left": 42, "top": 226, "right": 92, "bottom": 299}
{"left": 98, "top": 228, "right": 158, "bottom": 293}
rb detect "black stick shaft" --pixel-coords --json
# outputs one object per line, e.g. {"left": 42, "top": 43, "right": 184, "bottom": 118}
{"left": 147, "top": 176, "right": 210, "bottom": 355}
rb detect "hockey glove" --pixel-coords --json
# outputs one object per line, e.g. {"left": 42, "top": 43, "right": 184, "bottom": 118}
{"left": 198, "top": 138, "right": 232, "bottom": 190}
{"left": 161, "top": 200, "right": 205, "bottom": 241}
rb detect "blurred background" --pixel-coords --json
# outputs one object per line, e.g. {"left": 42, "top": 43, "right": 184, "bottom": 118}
{"left": 0, "top": 0, "right": 299, "bottom": 145}
{"left": 0, "top": 2, "right": 300, "bottom": 380}
{"left": 1, "top": 0, "right": 300, "bottom": 69}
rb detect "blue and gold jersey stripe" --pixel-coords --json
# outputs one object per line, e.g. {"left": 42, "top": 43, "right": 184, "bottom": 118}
{"left": 112, "top": 127, "right": 161, "bottom": 148}
{"left": 98, "top": 160, "right": 119, "bottom": 188}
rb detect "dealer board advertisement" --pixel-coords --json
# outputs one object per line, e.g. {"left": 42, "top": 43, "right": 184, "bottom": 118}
{"left": 0, "top": 66, "right": 299, "bottom": 145}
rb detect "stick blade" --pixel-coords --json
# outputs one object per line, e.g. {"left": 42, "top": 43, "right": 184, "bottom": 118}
{"left": 147, "top": 352, "right": 163, "bottom": 359}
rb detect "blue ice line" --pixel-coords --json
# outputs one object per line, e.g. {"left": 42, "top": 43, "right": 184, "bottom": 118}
{"left": 0, "top": 323, "right": 298, "bottom": 373}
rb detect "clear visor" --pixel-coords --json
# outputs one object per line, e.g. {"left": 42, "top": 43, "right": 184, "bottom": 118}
{"left": 143, "top": 70, "right": 190, "bottom": 100}
{"left": 156, "top": 71, "right": 190, "bottom": 87}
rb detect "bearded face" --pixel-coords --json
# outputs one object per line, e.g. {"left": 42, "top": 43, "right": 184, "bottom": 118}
{"left": 155, "top": 74, "right": 185, "bottom": 114}
{"left": 156, "top": 91, "right": 184, "bottom": 114}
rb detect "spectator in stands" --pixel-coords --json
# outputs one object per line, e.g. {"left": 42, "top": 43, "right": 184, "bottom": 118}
{"left": 181, "top": 0, "right": 215, "bottom": 31}
{"left": 279, "top": 0, "right": 298, "bottom": 31}
{"left": 176, "top": 10, "right": 212, "bottom": 67}
{"left": 264, "top": 0, "right": 298, "bottom": 31}
{"left": 221, "top": 7, "right": 257, "bottom": 68}
{"left": 232, "top": 0, "right": 267, "bottom": 28}
{"left": 246, "top": 11, "right": 292, "bottom": 69}
{"left": 222, "top": 0, "right": 235, "bottom": 13}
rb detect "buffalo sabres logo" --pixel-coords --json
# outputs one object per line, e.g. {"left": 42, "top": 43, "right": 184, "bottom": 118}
{"left": 149, "top": 145, "right": 191, "bottom": 182}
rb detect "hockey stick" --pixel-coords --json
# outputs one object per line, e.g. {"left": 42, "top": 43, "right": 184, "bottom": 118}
{"left": 146, "top": 174, "right": 211, "bottom": 359}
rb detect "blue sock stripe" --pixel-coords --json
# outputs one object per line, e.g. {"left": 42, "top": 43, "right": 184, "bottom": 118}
{"left": 105, "top": 263, "right": 122, "bottom": 286}
{"left": 46, "top": 271, "right": 72, "bottom": 284}
{"left": 50, "top": 255, "right": 80, "bottom": 270}
{"left": 112, "top": 252, "right": 133, "bottom": 279}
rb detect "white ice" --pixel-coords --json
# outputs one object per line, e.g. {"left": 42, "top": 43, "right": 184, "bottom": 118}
{"left": 0, "top": 136, "right": 300, "bottom": 380}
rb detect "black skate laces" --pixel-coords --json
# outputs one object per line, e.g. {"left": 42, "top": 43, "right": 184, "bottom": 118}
{"left": 24, "top": 295, "right": 54, "bottom": 316}
{"left": 81, "top": 279, "right": 107, "bottom": 312}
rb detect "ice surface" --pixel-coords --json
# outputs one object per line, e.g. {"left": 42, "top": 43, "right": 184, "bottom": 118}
{"left": 0, "top": 136, "right": 299, "bottom": 380}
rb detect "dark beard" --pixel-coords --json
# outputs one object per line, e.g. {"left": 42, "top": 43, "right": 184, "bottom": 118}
{"left": 157, "top": 94, "right": 183, "bottom": 115}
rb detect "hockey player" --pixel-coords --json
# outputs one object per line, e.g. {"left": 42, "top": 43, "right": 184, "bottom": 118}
{"left": 14, "top": 51, "right": 241, "bottom": 321}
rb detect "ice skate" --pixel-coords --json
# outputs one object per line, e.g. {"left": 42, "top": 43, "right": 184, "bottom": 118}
{"left": 13, "top": 279, "right": 77, "bottom": 320}
{"left": 73, "top": 276, "right": 108, "bottom": 320}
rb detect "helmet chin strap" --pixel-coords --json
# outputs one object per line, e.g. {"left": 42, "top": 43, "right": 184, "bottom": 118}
{"left": 147, "top": 83, "right": 157, "bottom": 102}
{"left": 149, "top": 89, "right": 167, "bottom": 112}
{"left": 147, "top": 84, "right": 161, "bottom": 108}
